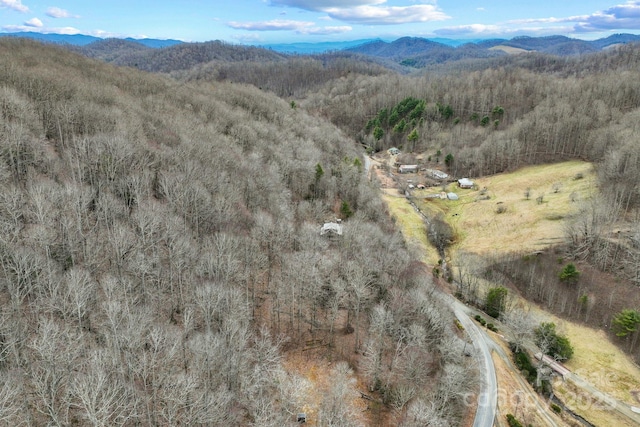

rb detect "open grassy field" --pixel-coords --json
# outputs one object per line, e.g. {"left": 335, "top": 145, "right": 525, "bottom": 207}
{"left": 531, "top": 307, "right": 640, "bottom": 407}
{"left": 414, "top": 160, "right": 595, "bottom": 257}
{"left": 489, "top": 45, "right": 530, "bottom": 55}
{"left": 552, "top": 377, "right": 637, "bottom": 427}
{"left": 381, "top": 189, "right": 440, "bottom": 266}
{"left": 380, "top": 160, "right": 640, "bottom": 423}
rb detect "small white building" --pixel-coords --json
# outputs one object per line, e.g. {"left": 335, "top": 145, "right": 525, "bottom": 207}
{"left": 430, "top": 169, "right": 449, "bottom": 180}
{"left": 388, "top": 147, "right": 400, "bottom": 155}
{"left": 321, "top": 221, "right": 343, "bottom": 236}
{"left": 399, "top": 164, "right": 418, "bottom": 174}
{"left": 457, "top": 178, "right": 474, "bottom": 189}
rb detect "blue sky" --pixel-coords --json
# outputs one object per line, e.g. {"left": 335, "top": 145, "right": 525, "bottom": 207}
{"left": 2, "top": 0, "right": 640, "bottom": 44}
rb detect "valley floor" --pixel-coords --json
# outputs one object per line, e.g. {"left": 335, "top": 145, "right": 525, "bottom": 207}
{"left": 373, "top": 157, "right": 640, "bottom": 426}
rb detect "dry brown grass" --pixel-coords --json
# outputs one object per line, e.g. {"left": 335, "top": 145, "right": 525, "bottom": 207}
{"left": 418, "top": 160, "right": 596, "bottom": 257}
{"left": 552, "top": 377, "right": 637, "bottom": 427}
{"left": 527, "top": 306, "right": 640, "bottom": 406}
{"left": 282, "top": 352, "right": 370, "bottom": 426}
{"left": 564, "top": 322, "right": 640, "bottom": 404}
{"left": 489, "top": 45, "right": 531, "bottom": 54}
{"left": 382, "top": 191, "right": 440, "bottom": 266}
{"left": 491, "top": 351, "right": 570, "bottom": 427}
{"left": 379, "top": 160, "right": 640, "bottom": 424}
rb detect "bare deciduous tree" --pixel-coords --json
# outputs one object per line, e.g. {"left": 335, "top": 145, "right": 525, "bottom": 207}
{"left": 503, "top": 306, "right": 536, "bottom": 352}
{"left": 0, "top": 371, "right": 23, "bottom": 424}
{"left": 70, "top": 350, "right": 137, "bottom": 427}
{"left": 58, "top": 267, "right": 96, "bottom": 326}
{"left": 402, "top": 399, "right": 449, "bottom": 427}
{"left": 1, "top": 246, "right": 45, "bottom": 309}
{"left": 318, "top": 362, "right": 364, "bottom": 427}
{"left": 28, "top": 317, "right": 82, "bottom": 426}
{"left": 345, "top": 261, "right": 374, "bottom": 353}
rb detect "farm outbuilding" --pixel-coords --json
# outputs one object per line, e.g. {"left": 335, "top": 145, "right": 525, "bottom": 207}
{"left": 457, "top": 178, "right": 474, "bottom": 188}
{"left": 429, "top": 169, "right": 449, "bottom": 180}
{"left": 399, "top": 164, "right": 418, "bottom": 174}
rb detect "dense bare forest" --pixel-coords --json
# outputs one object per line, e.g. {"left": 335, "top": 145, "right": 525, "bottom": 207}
{"left": 0, "top": 38, "right": 474, "bottom": 426}
{"left": 70, "top": 39, "right": 288, "bottom": 73}
{"left": 288, "top": 44, "right": 640, "bottom": 359}
{"left": 4, "top": 31, "right": 640, "bottom": 426}
{"left": 170, "top": 39, "right": 640, "bottom": 359}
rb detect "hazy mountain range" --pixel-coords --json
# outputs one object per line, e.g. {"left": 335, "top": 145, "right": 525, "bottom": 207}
{"left": 3, "top": 31, "right": 639, "bottom": 54}
{"left": 2, "top": 31, "right": 640, "bottom": 71}
{"left": 0, "top": 31, "right": 183, "bottom": 48}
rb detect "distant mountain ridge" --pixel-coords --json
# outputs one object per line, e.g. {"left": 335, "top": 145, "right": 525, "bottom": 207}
{"left": 259, "top": 39, "right": 377, "bottom": 54}
{"left": 0, "top": 31, "right": 182, "bottom": 48}
{"left": 4, "top": 31, "right": 640, "bottom": 55}
{"left": 340, "top": 33, "right": 640, "bottom": 67}
{"left": 3, "top": 31, "right": 640, "bottom": 71}
{"left": 0, "top": 31, "right": 478, "bottom": 52}
{"left": 342, "top": 33, "right": 640, "bottom": 56}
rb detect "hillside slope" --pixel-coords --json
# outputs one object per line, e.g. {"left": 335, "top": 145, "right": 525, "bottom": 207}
{"left": 0, "top": 38, "right": 473, "bottom": 426}
{"left": 78, "top": 39, "right": 288, "bottom": 73}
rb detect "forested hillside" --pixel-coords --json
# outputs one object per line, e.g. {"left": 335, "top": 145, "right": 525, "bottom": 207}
{"left": 73, "top": 39, "right": 288, "bottom": 73}
{"left": 295, "top": 42, "right": 640, "bottom": 359}
{"left": 6, "top": 29, "right": 640, "bottom": 426}
{"left": 304, "top": 43, "right": 640, "bottom": 175}
{"left": 62, "top": 32, "right": 640, "bottom": 75}
{"left": 0, "top": 38, "right": 472, "bottom": 426}
{"left": 297, "top": 43, "right": 640, "bottom": 239}
{"left": 175, "top": 53, "right": 395, "bottom": 98}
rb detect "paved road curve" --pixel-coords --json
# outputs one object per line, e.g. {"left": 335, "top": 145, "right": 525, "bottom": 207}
{"left": 364, "top": 152, "right": 497, "bottom": 426}
{"left": 449, "top": 297, "right": 497, "bottom": 427}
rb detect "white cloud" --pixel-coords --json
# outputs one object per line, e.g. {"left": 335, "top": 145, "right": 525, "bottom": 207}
{"left": 504, "top": 1, "right": 640, "bottom": 35}
{"left": 433, "top": 23, "right": 576, "bottom": 38}
{"left": 325, "top": 5, "right": 448, "bottom": 24}
{"left": 507, "top": 15, "right": 589, "bottom": 25}
{"left": 302, "top": 25, "right": 352, "bottom": 35}
{"left": 269, "top": 0, "right": 385, "bottom": 11}
{"left": 574, "top": 1, "right": 640, "bottom": 32}
{"left": 89, "top": 29, "right": 132, "bottom": 38}
{"left": 228, "top": 19, "right": 351, "bottom": 35}
{"left": 46, "top": 7, "right": 80, "bottom": 19}
{"left": 268, "top": 0, "right": 448, "bottom": 25}
{"left": 432, "top": 2, "right": 640, "bottom": 39}
{"left": 433, "top": 24, "right": 501, "bottom": 36}
{"left": 228, "top": 19, "right": 315, "bottom": 31}
{"left": 24, "top": 17, "right": 43, "bottom": 28}
{"left": 234, "top": 33, "right": 266, "bottom": 43}
{"left": 2, "top": 24, "right": 80, "bottom": 34}
{"left": 0, "top": 0, "right": 28, "bottom": 13}
{"left": 0, "top": 24, "right": 155, "bottom": 40}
